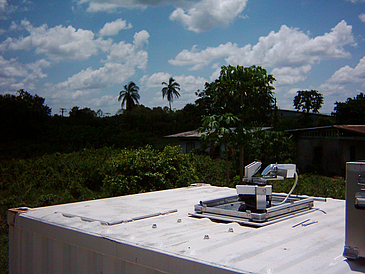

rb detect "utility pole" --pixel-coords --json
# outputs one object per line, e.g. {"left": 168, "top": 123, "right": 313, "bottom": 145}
{"left": 60, "top": 108, "right": 66, "bottom": 117}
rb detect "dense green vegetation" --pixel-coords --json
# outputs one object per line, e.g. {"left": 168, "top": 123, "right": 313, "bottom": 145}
{"left": 0, "top": 93, "right": 203, "bottom": 160}
{"left": 333, "top": 92, "right": 365, "bottom": 124}
{"left": 0, "top": 146, "right": 198, "bottom": 273}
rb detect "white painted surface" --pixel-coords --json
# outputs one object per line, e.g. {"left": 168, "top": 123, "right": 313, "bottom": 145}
{"left": 8, "top": 185, "right": 365, "bottom": 273}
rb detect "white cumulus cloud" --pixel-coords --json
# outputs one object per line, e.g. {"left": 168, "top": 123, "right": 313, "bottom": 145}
{"left": 78, "top": 0, "right": 154, "bottom": 12}
{"left": 272, "top": 65, "right": 312, "bottom": 86}
{"left": 170, "top": 20, "right": 354, "bottom": 86}
{"left": 99, "top": 18, "right": 132, "bottom": 36}
{"left": 0, "top": 0, "right": 7, "bottom": 11}
{"left": 104, "top": 30, "right": 149, "bottom": 69}
{"left": 0, "top": 18, "right": 149, "bottom": 113}
{"left": 133, "top": 30, "right": 149, "bottom": 49}
{"left": 326, "top": 56, "right": 365, "bottom": 85}
{"left": 89, "top": 95, "right": 117, "bottom": 108}
{"left": 169, "top": 43, "right": 240, "bottom": 70}
{"left": 50, "top": 30, "right": 149, "bottom": 99}
{"left": 0, "top": 56, "right": 50, "bottom": 91}
{"left": 78, "top": 0, "right": 248, "bottom": 32}
{"left": 359, "top": 13, "right": 365, "bottom": 23}
{"left": 170, "top": 0, "right": 248, "bottom": 32}
{"left": 0, "top": 20, "right": 106, "bottom": 61}
{"left": 318, "top": 56, "right": 365, "bottom": 112}
{"left": 140, "top": 72, "right": 171, "bottom": 88}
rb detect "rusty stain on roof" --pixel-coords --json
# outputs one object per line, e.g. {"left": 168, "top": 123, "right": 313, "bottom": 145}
{"left": 334, "top": 125, "right": 365, "bottom": 135}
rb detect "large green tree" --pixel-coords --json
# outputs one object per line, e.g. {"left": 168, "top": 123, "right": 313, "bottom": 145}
{"left": 118, "top": 81, "right": 140, "bottom": 112}
{"left": 162, "top": 77, "right": 180, "bottom": 111}
{"left": 197, "top": 65, "right": 276, "bottom": 181}
{"left": 199, "top": 113, "right": 239, "bottom": 186}
{"left": 0, "top": 89, "right": 51, "bottom": 142}
{"left": 293, "top": 90, "right": 324, "bottom": 113}
{"left": 196, "top": 65, "right": 276, "bottom": 125}
{"left": 332, "top": 92, "right": 365, "bottom": 124}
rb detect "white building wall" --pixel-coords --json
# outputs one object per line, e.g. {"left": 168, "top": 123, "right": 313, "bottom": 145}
{"left": 8, "top": 207, "right": 239, "bottom": 274}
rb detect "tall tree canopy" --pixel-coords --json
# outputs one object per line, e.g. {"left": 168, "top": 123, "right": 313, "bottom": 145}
{"left": 162, "top": 77, "right": 181, "bottom": 111}
{"left": 118, "top": 81, "right": 140, "bottom": 112}
{"left": 293, "top": 90, "right": 324, "bottom": 113}
{"left": 0, "top": 89, "right": 51, "bottom": 142}
{"left": 196, "top": 65, "right": 276, "bottom": 125}
{"left": 69, "top": 106, "right": 97, "bottom": 119}
{"left": 196, "top": 65, "right": 276, "bottom": 181}
{"left": 332, "top": 92, "right": 365, "bottom": 124}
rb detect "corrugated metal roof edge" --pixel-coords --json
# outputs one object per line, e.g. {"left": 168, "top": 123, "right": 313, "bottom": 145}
{"left": 285, "top": 125, "right": 365, "bottom": 135}
{"left": 285, "top": 125, "right": 334, "bottom": 133}
{"left": 165, "top": 127, "right": 272, "bottom": 139}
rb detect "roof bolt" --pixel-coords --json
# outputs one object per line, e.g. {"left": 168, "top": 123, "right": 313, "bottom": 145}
{"left": 152, "top": 224, "right": 157, "bottom": 228}
{"left": 204, "top": 234, "right": 210, "bottom": 240}
{"left": 177, "top": 218, "right": 182, "bottom": 223}
{"left": 228, "top": 227, "right": 234, "bottom": 233}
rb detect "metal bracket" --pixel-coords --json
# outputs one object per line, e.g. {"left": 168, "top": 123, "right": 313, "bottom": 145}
{"left": 344, "top": 246, "right": 360, "bottom": 260}
{"left": 7, "top": 207, "right": 31, "bottom": 226}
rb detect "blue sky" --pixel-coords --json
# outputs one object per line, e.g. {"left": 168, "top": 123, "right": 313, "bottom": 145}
{"left": 0, "top": 0, "right": 365, "bottom": 116}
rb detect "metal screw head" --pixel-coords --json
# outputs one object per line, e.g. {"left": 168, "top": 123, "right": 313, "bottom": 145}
{"left": 204, "top": 234, "right": 210, "bottom": 240}
{"left": 152, "top": 224, "right": 157, "bottom": 228}
{"left": 228, "top": 227, "right": 234, "bottom": 233}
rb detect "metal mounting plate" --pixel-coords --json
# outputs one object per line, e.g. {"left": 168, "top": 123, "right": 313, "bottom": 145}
{"left": 190, "top": 193, "right": 317, "bottom": 227}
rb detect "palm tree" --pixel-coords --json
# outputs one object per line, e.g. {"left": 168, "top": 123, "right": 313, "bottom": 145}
{"left": 118, "top": 81, "right": 140, "bottom": 112}
{"left": 161, "top": 77, "right": 180, "bottom": 111}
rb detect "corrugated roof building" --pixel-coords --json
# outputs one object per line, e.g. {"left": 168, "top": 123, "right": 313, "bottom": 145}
{"left": 165, "top": 127, "right": 272, "bottom": 156}
{"left": 286, "top": 125, "right": 365, "bottom": 175}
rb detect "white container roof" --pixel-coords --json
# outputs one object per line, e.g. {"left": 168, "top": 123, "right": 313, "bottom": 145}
{"left": 11, "top": 185, "right": 365, "bottom": 273}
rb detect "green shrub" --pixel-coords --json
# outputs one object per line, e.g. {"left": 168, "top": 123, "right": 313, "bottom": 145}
{"left": 272, "top": 173, "right": 345, "bottom": 199}
{"left": 102, "top": 145, "right": 198, "bottom": 196}
{"left": 190, "top": 154, "right": 228, "bottom": 186}
{"left": 0, "top": 146, "right": 199, "bottom": 273}
{"left": 0, "top": 147, "right": 117, "bottom": 210}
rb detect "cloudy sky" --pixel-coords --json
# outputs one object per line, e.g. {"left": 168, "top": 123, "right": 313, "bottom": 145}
{"left": 0, "top": 0, "right": 364, "bottom": 115}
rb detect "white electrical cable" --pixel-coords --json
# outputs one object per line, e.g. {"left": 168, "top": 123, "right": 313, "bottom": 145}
{"left": 273, "top": 171, "right": 298, "bottom": 205}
